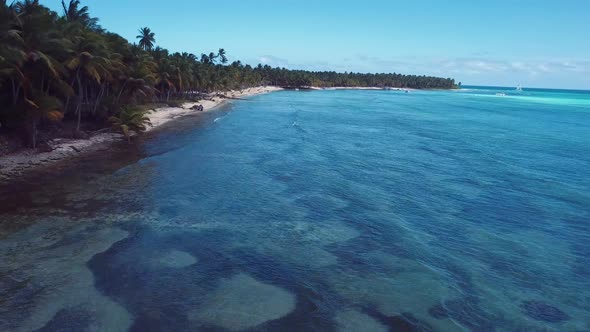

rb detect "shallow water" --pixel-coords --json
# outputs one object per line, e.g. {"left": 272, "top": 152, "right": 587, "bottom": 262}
{"left": 1, "top": 87, "right": 589, "bottom": 331}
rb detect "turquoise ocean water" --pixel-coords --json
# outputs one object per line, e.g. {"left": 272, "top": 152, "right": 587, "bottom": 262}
{"left": 0, "top": 86, "right": 589, "bottom": 331}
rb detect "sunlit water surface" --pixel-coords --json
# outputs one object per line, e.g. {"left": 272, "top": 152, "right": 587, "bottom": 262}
{"left": 1, "top": 87, "right": 589, "bottom": 331}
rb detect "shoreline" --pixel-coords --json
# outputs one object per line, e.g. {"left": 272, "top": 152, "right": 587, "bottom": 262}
{"left": 310, "top": 86, "right": 416, "bottom": 91}
{"left": 0, "top": 85, "right": 420, "bottom": 183}
{"left": 146, "top": 86, "right": 283, "bottom": 131}
{"left": 0, "top": 86, "right": 282, "bottom": 184}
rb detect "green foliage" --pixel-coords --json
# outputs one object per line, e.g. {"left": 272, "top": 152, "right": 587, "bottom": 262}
{"left": 0, "top": 0, "right": 456, "bottom": 148}
{"left": 109, "top": 106, "right": 151, "bottom": 139}
{"left": 136, "top": 27, "right": 155, "bottom": 51}
{"left": 20, "top": 91, "right": 64, "bottom": 147}
{"left": 61, "top": 0, "right": 100, "bottom": 30}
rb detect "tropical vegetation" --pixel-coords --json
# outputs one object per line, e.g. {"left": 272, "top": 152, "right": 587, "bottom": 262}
{"left": 0, "top": 0, "right": 457, "bottom": 148}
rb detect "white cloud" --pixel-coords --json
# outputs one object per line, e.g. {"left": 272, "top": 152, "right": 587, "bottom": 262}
{"left": 439, "top": 58, "right": 590, "bottom": 76}
{"left": 258, "top": 55, "right": 290, "bottom": 67}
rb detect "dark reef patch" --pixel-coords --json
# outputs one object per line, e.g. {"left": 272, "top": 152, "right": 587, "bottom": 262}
{"left": 521, "top": 300, "right": 570, "bottom": 323}
{"left": 365, "top": 308, "right": 434, "bottom": 332}
{"left": 36, "top": 307, "right": 94, "bottom": 332}
{"left": 428, "top": 303, "right": 449, "bottom": 319}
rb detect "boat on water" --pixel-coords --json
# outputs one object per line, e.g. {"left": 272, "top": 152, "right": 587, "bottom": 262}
{"left": 516, "top": 84, "right": 523, "bottom": 92}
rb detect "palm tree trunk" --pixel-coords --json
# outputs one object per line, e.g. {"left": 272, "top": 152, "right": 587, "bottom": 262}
{"left": 31, "top": 119, "right": 37, "bottom": 149}
{"left": 85, "top": 84, "right": 90, "bottom": 105}
{"left": 117, "top": 79, "right": 129, "bottom": 104}
{"left": 64, "top": 77, "right": 76, "bottom": 113}
{"left": 11, "top": 78, "right": 18, "bottom": 105}
{"left": 93, "top": 83, "right": 105, "bottom": 115}
{"left": 76, "top": 103, "right": 81, "bottom": 132}
{"left": 65, "top": 96, "right": 71, "bottom": 113}
{"left": 76, "top": 69, "right": 83, "bottom": 132}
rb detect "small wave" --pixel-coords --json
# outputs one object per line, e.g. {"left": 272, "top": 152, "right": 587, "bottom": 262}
{"left": 292, "top": 122, "right": 307, "bottom": 133}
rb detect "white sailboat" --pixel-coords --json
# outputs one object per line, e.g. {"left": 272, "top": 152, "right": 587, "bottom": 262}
{"left": 516, "top": 84, "right": 523, "bottom": 92}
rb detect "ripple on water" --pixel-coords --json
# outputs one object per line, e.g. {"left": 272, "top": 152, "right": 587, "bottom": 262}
{"left": 331, "top": 251, "right": 463, "bottom": 331}
{"left": 188, "top": 273, "right": 296, "bottom": 330}
{"left": 452, "top": 226, "right": 590, "bottom": 331}
{"left": 2, "top": 89, "right": 590, "bottom": 331}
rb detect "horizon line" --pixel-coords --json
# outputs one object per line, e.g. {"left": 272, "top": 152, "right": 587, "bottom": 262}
{"left": 461, "top": 84, "right": 590, "bottom": 92}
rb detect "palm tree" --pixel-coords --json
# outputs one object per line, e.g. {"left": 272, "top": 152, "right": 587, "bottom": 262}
{"left": 136, "top": 27, "right": 155, "bottom": 51}
{"left": 11, "top": 0, "right": 73, "bottom": 145}
{"left": 65, "top": 31, "right": 111, "bottom": 131}
{"left": 14, "top": 0, "right": 43, "bottom": 16}
{"left": 0, "top": 0, "right": 457, "bottom": 152}
{"left": 217, "top": 48, "right": 228, "bottom": 64}
{"left": 0, "top": 1, "right": 26, "bottom": 105}
{"left": 154, "top": 58, "right": 176, "bottom": 101}
{"left": 200, "top": 53, "right": 211, "bottom": 65}
{"left": 109, "top": 106, "right": 151, "bottom": 141}
{"left": 208, "top": 52, "right": 217, "bottom": 64}
{"left": 22, "top": 93, "right": 64, "bottom": 148}
{"left": 61, "top": 0, "right": 99, "bottom": 30}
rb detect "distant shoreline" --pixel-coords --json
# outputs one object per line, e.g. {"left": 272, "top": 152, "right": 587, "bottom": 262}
{"left": 279, "top": 86, "right": 418, "bottom": 91}
{"left": 310, "top": 86, "right": 417, "bottom": 91}
{"left": 0, "top": 86, "right": 282, "bottom": 184}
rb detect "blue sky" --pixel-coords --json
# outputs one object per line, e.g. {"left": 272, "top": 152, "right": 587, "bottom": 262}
{"left": 42, "top": 0, "right": 590, "bottom": 89}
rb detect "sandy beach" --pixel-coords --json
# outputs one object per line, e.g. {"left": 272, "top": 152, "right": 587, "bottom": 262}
{"left": 0, "top": 86, "right": 282, "bottom": 183}
{"left": 147, "top": 86, "right": 282, "bottom": 130}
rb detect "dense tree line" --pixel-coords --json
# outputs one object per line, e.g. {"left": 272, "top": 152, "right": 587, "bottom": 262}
{"left": 259, "top": 68, "right": 457, "bottom": 89}
{"left": 0, "top": 0, "right": 456, "bottom": 148}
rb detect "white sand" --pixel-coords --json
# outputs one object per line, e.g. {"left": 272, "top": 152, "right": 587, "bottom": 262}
{"left": 0, "top": 86, "right": 282, "bottom": 182}
{"left": 147, "top": 86, "right": 282, "bottom": 130}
